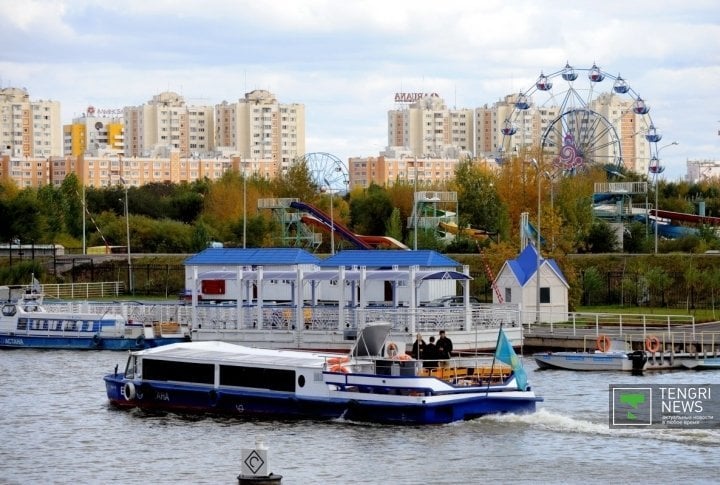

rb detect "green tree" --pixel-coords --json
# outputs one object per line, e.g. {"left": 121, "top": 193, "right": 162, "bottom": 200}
{"left": 584, "top": 220, "right": 619, "bottom": 253}
{"left": 386, "top": 207, "right": 403, "bottom": 242}
{"left": 581, "top": 266, "right": 604, "bottom": 305}
{"left": 645, "top": 266, "right": 672, "bottom": 307}
{"left": 349, "top": 184, "right": 393, "bottom": 236}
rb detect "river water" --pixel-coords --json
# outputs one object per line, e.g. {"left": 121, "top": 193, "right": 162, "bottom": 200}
{"left": 1, "top": 349, "right": 718, "bottom": 484}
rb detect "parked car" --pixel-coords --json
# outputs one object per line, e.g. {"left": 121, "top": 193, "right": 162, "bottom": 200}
{"left": 421, "top": 296, "right": 481, "bottom": 307}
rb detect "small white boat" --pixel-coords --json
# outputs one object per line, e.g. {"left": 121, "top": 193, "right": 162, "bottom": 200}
{"left": 533, "top": 335, "right": 647, "bottom": 372}
{"left": 104, "top": 322, "right": 541, "bottom": 425}
{"left": 680, "top": 357, "right": 720, "bottom": 370}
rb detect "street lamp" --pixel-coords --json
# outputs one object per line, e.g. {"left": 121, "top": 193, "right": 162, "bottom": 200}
{"left": 530, "top": 158, "right": 541, "bottom": 325}
{"left": 243, "top": 159, "right": 247, "bottom": 249}
{"left": 120, "top": 177, "right": 132, "bottom": 293}
{"left": 651, "top": 141, "right": 679, "bottom": 254}
{"left": 324, "top": 178, "right": 335, "bottom": 255}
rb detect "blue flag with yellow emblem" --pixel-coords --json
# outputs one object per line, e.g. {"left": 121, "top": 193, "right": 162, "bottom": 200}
{"left": 495, "top": 328, "right": 528, "bottom": 390}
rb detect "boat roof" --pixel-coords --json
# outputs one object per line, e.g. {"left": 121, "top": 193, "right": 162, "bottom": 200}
{"left": 135, "top": 341, "right": 337, "bottom": 367}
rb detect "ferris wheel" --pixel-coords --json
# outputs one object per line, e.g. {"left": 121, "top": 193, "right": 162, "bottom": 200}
{"left": 300, "top": 152, "right": 349, "bottom": 193}
{"left": 498, "top": 62, "right": 662, "bottom": 175}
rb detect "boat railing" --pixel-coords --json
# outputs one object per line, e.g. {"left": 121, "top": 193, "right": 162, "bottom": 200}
{"left": 524, "top": 311, "right": 696, "bottom": 336}
{"left": 581, "top": 331, "right": 720, "bottom": 356}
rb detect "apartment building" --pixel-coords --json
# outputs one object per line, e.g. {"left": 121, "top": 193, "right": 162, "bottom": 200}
{"left": 63, "top": 109, "right": 124, "bottom": 157}
{"left": 348, "top": 154, "right": 461, "bottom": 190}
{"left": 0, "top": 87, "right": 62, "bottom": 158}
{"left": 215, "top": 90, "right": 305, "bottom": 170}
{"left": 387, "top": 94, "right": 474, "bottom": 159}
{"left": 123, "top": 92, "right": 215, "bottom": 158}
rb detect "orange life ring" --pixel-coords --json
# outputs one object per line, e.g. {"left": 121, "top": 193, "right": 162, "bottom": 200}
{"left": 329, "top": 364, "right": 349, "bottom": 373}
{"left": 645, "top": 335, "right": 661, "bottom": 353}
{"left": 327, "top": 356, "right": 350, "bottom": 365}
{"left": 386, "top": 342, "right": 398, "bottom": 357}
{"left": 596, "top": 334, "right": 611, "bottom": 352}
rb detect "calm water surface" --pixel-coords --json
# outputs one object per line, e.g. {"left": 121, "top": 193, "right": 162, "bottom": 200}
{"left": 1, "top": 350, "right": 718, "bottom": 484}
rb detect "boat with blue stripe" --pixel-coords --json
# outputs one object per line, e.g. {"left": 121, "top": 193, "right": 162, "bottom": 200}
{"left": 104, "top": 322, "right": 541, "bottom": 425}
{"left": 1, "top": 291, "right": 190, "bottom": 350}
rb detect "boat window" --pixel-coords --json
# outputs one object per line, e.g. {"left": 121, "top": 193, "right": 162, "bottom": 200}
{"left": 143, "top": 359, "right": 214, "bottom": 384}
{"left": 220, "top": 365, "right": 295, "bottom": 392}
{"left": 124, "top": 355, "right": 137, "bottom": 379}
{"left": 17, "top": 317, "right": 27, "bottom": 330}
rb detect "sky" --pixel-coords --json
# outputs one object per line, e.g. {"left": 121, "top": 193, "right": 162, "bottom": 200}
{"left": 2, "top": 0, "right": 719, "bottom": 181}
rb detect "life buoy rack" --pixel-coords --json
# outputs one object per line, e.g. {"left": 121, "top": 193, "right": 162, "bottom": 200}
{"left": 329, "top": 364, "right": 349, "bottom": 373}
{"left": 596, "top": 334, "right": 611, "bottom": 352}
{"left": 645, "top": 335, "right": 661, "bottom": 353}
{"left": 386, "top": 342, "right": 398, "bottom": 357}
{"left": 123, "top": 382, "right": 136, "bottom": 401}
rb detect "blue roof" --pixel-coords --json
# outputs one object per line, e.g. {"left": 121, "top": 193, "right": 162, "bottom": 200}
{"left": 319, "top": 250, "right": 460, "bottom": 268}
{"left": 185, "top": 248, "right": 321, "bottom": 266}
{"left": 507, "top": 244, "right": 568, "bottom": 287}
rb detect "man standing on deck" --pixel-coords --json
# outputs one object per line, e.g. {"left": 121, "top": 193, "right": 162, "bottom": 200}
{"left": 436, "top": 330, "right": 453, "bottom": 365}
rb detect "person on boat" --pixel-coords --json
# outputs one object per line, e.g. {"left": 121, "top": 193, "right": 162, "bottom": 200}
{"left": 411, "top": 333, "right": 426, "bottom": 359}
{"left": 436, "top": 330, "right": 453, "bottom": 365}
{"left": 424, "top": 336, "right": 438, "bottom": 369}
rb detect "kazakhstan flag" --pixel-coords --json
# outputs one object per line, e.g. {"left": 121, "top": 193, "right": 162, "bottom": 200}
{"left": 495, "top": 329, "right": 528, "bottom": 390}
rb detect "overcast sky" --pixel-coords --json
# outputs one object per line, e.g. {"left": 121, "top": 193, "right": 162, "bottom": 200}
{"left": 2, "top": 0, "right": 718, "bottom": 180}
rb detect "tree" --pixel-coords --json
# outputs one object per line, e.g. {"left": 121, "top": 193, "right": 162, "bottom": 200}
{"left": 454, "top": 159, "right": 509, "bottom": 238}
{"left": 584, "top": 220, "right": 619, "bottom": 253}
{"left": 581, "top": 266, "right": 604, "bottom": 305}
{"left": 386, "top": 207, "right": 403, "bottom": 242}
{"left": 349, "top": 184, "right": 393, "bottom": 236}
{"left": 645, "top": 266, "right": 672, "bottom": 307}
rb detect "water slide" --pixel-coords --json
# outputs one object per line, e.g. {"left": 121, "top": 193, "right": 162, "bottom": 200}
{"left": 292, "top": 201, "right": 409, "bottom": 250}
{"left": 438, "top": 221, "right": 491, "bottom": 241}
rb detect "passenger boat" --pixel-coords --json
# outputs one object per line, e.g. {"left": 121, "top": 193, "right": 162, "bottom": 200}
{"left": 104, "top": 322, "right": 541, "bottom": 425}
{"left": 0, "top": 291, "right": 190, "bottom": 350}
{"left": 533, "top": 335, "right": 648, "bottom": 372}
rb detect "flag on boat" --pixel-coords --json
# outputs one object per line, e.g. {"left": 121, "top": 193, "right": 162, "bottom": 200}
{"left": 495, "top": 328, "right": 528, "bottom": 390}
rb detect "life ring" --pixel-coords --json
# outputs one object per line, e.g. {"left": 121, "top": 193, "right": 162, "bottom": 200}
{"left": 135, "top": 334, "right": 145, "bottom": 347}
{"left": 386, "top": 343, "right": 398, "bottom": 357}
{"left": 92, "top": 334, "right": 101, "bottom": 344}
{"left": 327, "top": 356, "right": 350, "bottom": 365}
{"left": 596, "top": 334, "right": 611, "bottom": 352}
{"left": 645, "top": 335, "right": 661, "bottom": 353}
{"left": 329, "top": 364, "right": 349, "bottom": 373}
{"left": 123, "top": 382, "right": 136, "bottom": 401}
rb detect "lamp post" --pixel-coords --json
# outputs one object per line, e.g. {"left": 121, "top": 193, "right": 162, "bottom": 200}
{"left": 530, "top": 158, "right": 541, "bottom": 325}
{"left": 323, "top": 178, "right": 335, "bottom": 255}
{"left": 652, "top": 141, "right": 679, "bottom": 254}
{"left": 243, "top": 159, "right": 247, "bottom": 249}
{"left": 120, "top": 177, "right": 133, "bottom": 293}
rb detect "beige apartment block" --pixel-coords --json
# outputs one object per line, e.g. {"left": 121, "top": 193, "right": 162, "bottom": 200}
{"left": 123, "top": 92, "right": 215, "bottom": 158}
{"left": 387, "top": 94, "right": 474, "bottom": 159}
{"left": 0, "top": 87, "right": 62, "bottom": 158}
{"left": 215, "top": 90, "right": 305, "bottom": 170}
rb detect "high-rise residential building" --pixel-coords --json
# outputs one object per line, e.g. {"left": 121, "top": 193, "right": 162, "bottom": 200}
{"left": 63, "top": 108, "right": 124, "bottom": 157}
{"left": 215, "top": 90, "right": 305, "bottom": 170}
{"left": 123, "top": 92, "right": 215, "bottom": 158}
{"left": 387, "top": 94, "right": 474, "bottom": 159}
{"left": 0, "top": 87, "right": 62, "bottom": 158}
{"left": 348, "top": 153, "right": 461, "bottom": 190}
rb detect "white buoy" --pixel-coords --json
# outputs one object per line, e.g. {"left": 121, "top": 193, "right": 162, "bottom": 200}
{"left": 238, "top": 435, "right": 282, "bottom": 484}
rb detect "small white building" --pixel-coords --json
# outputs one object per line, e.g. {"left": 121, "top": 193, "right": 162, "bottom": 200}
{"left": 493, "top": 244, "right": 569, "bottom": 324}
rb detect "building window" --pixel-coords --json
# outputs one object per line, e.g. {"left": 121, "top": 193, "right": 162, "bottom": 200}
{"left": 504, "top": 288, "right": 511, "bottom": 303}
{"left": 540, "top": 287, "right": 550, "bottom": 304}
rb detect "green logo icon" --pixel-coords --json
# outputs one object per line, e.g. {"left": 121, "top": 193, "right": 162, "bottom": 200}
{"left": 620, "top": 393, "right": 645, "bottom": 420}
